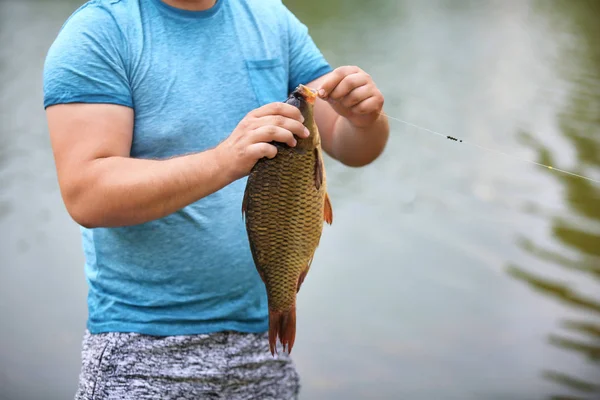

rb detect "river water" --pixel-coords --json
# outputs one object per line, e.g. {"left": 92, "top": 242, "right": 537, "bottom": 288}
{"left": 0, "top": 0, "right": 598, "bottom": 399}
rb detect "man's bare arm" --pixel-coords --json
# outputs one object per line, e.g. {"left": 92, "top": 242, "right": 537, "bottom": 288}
{"left": 307, "top": 66, "right": 389, "bottom": 167}
{"left": 46, "top": 102, "right": 308, "bottom": 228}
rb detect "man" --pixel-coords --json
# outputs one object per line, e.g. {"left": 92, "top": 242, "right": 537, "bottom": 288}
{"left": 43, "top": 0, "right": 389, "bottom": 398}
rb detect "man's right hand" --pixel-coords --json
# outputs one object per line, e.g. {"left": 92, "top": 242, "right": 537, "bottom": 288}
{"left": 215, "top": 102, "right": 310, "bottom": 181}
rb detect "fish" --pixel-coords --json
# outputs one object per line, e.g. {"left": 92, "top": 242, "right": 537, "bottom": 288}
{"left": 242, "top": 84, "right": 333, "bottom": 356}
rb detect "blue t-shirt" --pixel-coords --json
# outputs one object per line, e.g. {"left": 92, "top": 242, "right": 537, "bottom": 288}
{"left": 43, "top": 0, "right": 332, "bottom": 336}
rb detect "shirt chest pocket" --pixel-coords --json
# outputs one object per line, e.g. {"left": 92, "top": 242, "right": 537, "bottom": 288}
{"left": 245, "top": 59, "right": 289, "bottom": 106}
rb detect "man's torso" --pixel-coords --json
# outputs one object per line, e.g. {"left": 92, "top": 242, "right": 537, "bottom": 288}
{"left": 43, "top": 0, "right": 331, "bottom": 335}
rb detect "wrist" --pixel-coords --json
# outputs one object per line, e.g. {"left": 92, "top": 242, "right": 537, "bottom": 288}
{"left": 347, "top": 110, "right": 384, "bottom": 130}
{"left": 208, "top": 145, "right": 238, "bottom": 184}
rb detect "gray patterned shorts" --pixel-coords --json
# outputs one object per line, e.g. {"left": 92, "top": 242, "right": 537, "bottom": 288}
{"left": 74, "top": 330, "right": 300, "bottom": 400}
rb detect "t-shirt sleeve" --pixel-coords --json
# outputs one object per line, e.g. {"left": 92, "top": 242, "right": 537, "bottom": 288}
{"left": 283, "top": 6, "right": 333, "bottom": 93}
{"left": 43, "top": 4, "right": 132, "bottom": 109}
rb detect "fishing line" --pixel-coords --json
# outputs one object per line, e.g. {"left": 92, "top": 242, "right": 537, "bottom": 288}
{"left": 379, "top": 112, "right": 600, "bottom": 184}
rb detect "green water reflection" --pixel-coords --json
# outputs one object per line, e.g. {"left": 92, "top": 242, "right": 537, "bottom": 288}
{"left": 507, "top": 1, "right": 600, "bottom": 398}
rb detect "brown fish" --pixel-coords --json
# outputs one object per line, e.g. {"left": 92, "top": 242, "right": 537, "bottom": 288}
{"left": 242, "top": 84, "right": 333, "bottom": 356}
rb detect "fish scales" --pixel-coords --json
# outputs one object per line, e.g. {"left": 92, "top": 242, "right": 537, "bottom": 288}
{"left": 242, "top": 84, "right": 333, "bottom": 356}
{"left": 246, "top": 145, "right": 323, "bottom": 307}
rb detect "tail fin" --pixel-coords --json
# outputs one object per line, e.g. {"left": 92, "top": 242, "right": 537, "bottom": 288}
{"left": 268, "top": 306, "right": 297, "bottom": 356}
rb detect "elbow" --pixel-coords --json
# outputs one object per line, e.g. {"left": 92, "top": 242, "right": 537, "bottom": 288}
{"left": 341, "top": 157, "right": 373, "bottom": 168}
{"left": 61, "top": 183, "right": 104, "bottom": 229}
{"left": 65, "top": 200, "right": 102, "bottom": 229}
{"left": 69, "top": 211, "right": 101, "bottom": 229}
{"left": 342, "top": 150, "right": 384, "bottom": 168}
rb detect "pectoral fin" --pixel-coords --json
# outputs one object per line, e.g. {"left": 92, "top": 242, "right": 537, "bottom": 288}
{"left": 314, "top": 148, "right": 323, "bottom": 190}
{"left": 241, "top": 185, "right": 249, "bottom": 218}
{"left": 324, "top": 192, "right": 333, "bottom": 224}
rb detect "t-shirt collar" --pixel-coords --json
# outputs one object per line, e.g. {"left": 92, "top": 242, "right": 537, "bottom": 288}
{"left": 150, "top": 0, "right": 224, "bottom": 20}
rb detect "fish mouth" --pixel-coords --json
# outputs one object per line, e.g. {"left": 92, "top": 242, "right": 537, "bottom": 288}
{"left": 297, "top": 84, "right": 318, "bottom": 105}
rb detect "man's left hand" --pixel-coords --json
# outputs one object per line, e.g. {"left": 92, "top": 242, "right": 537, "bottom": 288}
{"left": 317, "top": 66, "right": 384, "bottom": 129}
